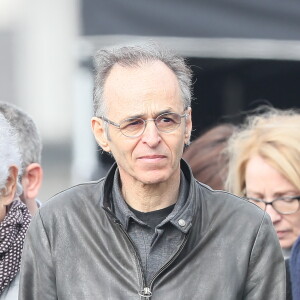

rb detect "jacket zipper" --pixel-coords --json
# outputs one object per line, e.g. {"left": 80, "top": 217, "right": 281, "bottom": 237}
{"left": 104, "top": 208, "right": 148, "bottom": 298}
{"left": 105, "top": 208, "right": 189, "bottom": 299}
{"left": 116, "top": 222, "right": 149, "bottom": 299}
{"left": 148, "top": 233, "right": 189, "bottom": 293}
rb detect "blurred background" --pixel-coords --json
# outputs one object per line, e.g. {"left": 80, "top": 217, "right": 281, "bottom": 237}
{"left": 1, "top": 0, "right": 300, "bottom": 201}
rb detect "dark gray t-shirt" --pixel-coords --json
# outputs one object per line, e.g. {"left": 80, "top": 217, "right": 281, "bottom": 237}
{"left": 129, "top": 204, "right": 175, "bottom": 230}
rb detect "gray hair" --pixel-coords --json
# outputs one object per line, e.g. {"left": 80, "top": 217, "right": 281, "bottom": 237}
{"left": 0, "top": 112, "right": 21, "bottom": 193}
{"left": 0, "top": 102, "right": 42, "bottom": 176}
{"left": 93, "top": 42, "right": 193, "bottom": 117}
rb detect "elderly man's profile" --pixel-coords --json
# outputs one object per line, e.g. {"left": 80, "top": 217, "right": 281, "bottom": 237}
{"left": 0, "top": 102, "right": 43, "bottom": 215}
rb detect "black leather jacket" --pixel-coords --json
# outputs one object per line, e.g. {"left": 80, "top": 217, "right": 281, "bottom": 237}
{"left": 19, "top": 161, "right": 285, "bottom": 300}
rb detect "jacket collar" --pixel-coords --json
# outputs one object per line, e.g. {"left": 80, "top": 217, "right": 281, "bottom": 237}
{"left": 102, "top": 159, "right": 196, "bottom": 234}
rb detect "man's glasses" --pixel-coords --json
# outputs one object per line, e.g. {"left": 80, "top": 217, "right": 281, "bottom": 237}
{"left": 246, "top": 195, "right": 300, "bottom": 215}
{"left": 98, "top": 111, "right": 188, "bottom": 138}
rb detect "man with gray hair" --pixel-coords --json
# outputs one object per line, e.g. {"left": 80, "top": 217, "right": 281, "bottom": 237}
{"left": 0, "top": 102, "right": 43, "bottom": 215}
{"left": 0, "top": 112, "right": 31, "bottom": 299}
{"left": 20, "top": 43, "right": 285, "bottom": 299}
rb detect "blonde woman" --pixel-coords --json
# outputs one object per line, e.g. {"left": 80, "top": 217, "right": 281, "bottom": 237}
{"left": 226, "top": 107, "right": 300, "bottom": 256}
{"left": 0, "top": 113, "right": 31, "bottom": 299}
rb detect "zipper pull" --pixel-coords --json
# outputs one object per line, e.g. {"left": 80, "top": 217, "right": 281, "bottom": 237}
{"left": 138, "top": 287, "right": 152, "bottom": 299}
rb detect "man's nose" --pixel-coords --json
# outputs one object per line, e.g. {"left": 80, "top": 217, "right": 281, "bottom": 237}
{"left": 265, "top": 204, "right": 282, "bottom": 224}
{"left": 141, "top": 120, "right": 161, "bottom": 147}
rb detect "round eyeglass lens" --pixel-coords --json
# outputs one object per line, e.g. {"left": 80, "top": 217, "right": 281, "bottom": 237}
{"left": 156, "top": 113, "right": 181, "bottom": 132}
{"left": 120, "top": 118, "right": 145, "bottom": 137}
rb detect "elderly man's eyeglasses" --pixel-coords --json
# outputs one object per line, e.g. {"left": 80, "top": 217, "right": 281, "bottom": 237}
{"left": 98, "top": 111, "right": 188, "bottom": 138}
{"left": 246, "top": 195, "right": 300, "bottom": 215}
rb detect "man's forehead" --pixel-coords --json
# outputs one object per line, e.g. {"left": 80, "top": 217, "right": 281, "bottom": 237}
{"left": 102, "top": 59, "right": 184, "bottom": 120}
{"left": 105, "top": 61, "right": 179, "bottom": 92}
{"left": 106, "top": 60, "right": 175, "bottom": 81}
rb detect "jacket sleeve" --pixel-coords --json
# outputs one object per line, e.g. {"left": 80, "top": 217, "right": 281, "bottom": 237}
{"left": 19, "top": 211, "right": 57, "bottom": 300}
{"left": 244, "top": 212, "right": 286, "bottom": 300}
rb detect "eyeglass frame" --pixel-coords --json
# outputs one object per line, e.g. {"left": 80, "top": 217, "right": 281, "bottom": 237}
{"left": 245, "top": 195, "right": 300, "bottom": 215}
{"left": 97, "top": 109, "right": 189, "bottom": 138}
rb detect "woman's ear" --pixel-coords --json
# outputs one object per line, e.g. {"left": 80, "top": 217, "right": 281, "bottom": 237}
{"left": 91, "top": 117, "right": 111, "bottom": 152}
{"left": 1, "top": 165, "right": 18, "bottom": 206}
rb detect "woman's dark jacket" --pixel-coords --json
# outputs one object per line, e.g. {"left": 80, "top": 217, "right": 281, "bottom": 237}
{"left": 19, "top": 161, "right": 285, "bottom": 300}
{"left": 290, "top": 235, "right": 300, "bottom": 300}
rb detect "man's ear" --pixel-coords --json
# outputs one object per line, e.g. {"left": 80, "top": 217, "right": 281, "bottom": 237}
{"left": 21, "top": 163, "right": 43, "bottom": 201}
{"left": 184, "top": 107, "right": 192, "bottom": 145}
{"left": 91, "top": 117, "right": 111, "bottom": 152}
{"left": 1, "top": 165, "right": 18, "bottom": 206}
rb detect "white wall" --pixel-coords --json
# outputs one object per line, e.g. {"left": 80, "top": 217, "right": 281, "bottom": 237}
{"left": 0, "top": 0, "right": 81, "bottom": 201}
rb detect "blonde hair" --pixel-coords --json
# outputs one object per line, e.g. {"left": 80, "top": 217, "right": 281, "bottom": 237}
{"left": 225, "top": 107, "right": 300, "bottom": 196}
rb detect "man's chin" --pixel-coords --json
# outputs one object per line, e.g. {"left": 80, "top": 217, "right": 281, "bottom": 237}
{"left": 135, "top": 171, "right": 170, "bottom": 185}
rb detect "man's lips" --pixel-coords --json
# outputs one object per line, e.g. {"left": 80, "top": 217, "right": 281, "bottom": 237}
{"left": 138, "top": 155, "right": 166, "bottom": 160}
